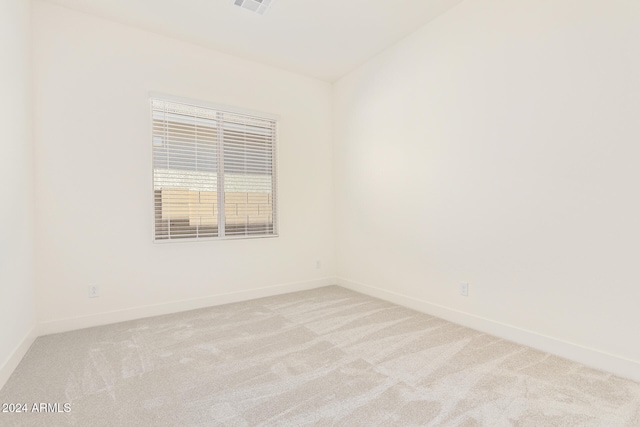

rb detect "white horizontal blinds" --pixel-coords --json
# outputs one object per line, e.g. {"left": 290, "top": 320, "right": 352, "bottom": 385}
{"left": 151, "top": 98, "right": 277, "bottom": 241}
{"left": 222, "top": 112, "right": 277, "bottom": 237}
{"left": 152, "top": 99, "right": 219, "bottom": 240}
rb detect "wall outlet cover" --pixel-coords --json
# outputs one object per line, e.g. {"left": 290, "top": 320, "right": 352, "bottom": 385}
{"left": 460, "top": 282, "right": 469, "bottom": 297}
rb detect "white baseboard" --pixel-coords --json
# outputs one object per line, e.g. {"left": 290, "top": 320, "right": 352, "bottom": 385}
{"left": 337, "top": 277, "right": 640, "bottom": 383}
{"left": 39, "top": 277, "right": 335, "bottom": 336}
{"left": 0, "top": 326, "right": 38, "bottom": 391}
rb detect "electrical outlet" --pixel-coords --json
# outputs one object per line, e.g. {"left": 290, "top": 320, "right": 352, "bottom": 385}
{"left": 460, "top": 282, "right": 469, "bottom": 297}
{"left": 88, "top": 284, "right": 100, "bottom": 298}
{"left": 315, "top": 260, "right": 321, "bottom": 269}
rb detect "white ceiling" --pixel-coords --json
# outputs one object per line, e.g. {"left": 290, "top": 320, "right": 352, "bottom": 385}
{"left": 44, "top": 0, "right": 464, "bottom": 82}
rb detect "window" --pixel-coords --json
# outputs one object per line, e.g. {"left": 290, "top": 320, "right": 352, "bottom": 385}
{"left": 151, "top": 98, "right": 277, "bottom": 241}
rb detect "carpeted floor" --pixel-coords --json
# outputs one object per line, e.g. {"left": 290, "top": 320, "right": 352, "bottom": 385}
{"left": 1, "top": 286, "right": 639, "bottom": 426}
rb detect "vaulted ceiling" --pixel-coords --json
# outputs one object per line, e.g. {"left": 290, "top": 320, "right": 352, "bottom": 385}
{"left": 45, "top": 0, "right": 464, "bottom": 81}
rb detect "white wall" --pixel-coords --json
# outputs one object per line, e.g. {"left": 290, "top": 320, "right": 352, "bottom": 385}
{"left": 334, "top": 0, "right": 640, "bottom": 376}
{"left": 0, "top": 0, "right": 36, "bottom": 386}
{"left": 33, "top": 1, "right": 335, "bottom": 329}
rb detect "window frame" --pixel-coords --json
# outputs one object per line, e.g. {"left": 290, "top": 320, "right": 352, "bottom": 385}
{"left": 149, "top": 93, "right": 279, "bottom": 243}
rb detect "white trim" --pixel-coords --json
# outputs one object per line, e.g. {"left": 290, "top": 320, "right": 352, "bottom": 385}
{"left": 0, "top": 326, "right": 38, "bottom": 391}
{"left": 152, "top": 233, "right": 279, "bottom": 244}
{"left": 336, "top": 278, "right": 640, "bottom": 383}
{"left": 271, "top": 120, "right": 279, "bottom": 236}
{"left": 149, "top": 95, "right": 156, "bottom": 243}
{"left": 39, "top": 278, "right": 335, "bottom": 336}
{"left": 148, "top": 92, "right": 280, "bottom": 121}
{"left": 216, "top": 110, "right": 226, "bottom": 237}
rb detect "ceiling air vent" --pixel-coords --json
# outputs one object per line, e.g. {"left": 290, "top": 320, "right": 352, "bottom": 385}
{"left": 233, "top": 0, "right": 273, "bottom": 15}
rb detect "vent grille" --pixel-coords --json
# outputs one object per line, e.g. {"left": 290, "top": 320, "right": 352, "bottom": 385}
{"left": 233, "top": 0, "right": 272, "bottom": 15}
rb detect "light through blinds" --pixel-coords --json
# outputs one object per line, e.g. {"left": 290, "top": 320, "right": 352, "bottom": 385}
{"left": 152, "top": 98, "right": 277, "bottom": 241}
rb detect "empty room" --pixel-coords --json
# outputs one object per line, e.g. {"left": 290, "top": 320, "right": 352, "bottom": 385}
{"left": 1, "top": 0, "right": 640, "bottom": 425}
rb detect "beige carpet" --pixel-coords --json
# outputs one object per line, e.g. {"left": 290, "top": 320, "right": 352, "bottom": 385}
{"left": 1, "top": 286, "right": 639, "bottom": 426}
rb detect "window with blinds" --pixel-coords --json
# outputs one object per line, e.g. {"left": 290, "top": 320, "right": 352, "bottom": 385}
{"left": 151, "top": 98, "right": 277, "bottom": 241}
